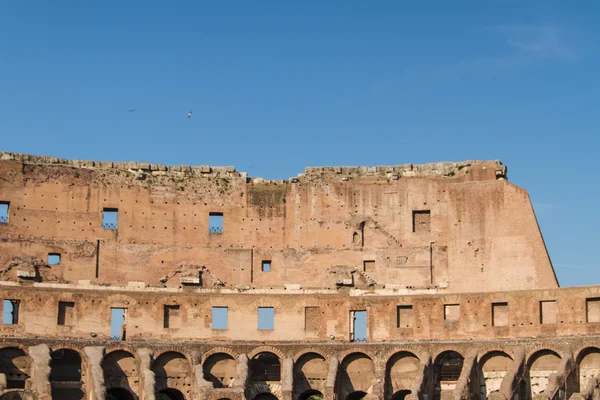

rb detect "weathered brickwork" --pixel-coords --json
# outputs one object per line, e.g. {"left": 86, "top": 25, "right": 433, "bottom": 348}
{"left": 0, "top": 153, "right": 597, "bottom": 400}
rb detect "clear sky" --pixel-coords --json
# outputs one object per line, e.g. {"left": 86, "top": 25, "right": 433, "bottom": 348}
{"left": 1, "top": 1, "right": 599, "bottom": 288}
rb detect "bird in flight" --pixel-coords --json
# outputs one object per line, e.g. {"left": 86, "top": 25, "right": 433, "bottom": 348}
{"left": 188, "top": 111, "right": 193, "bottom": 119}
{"left": 129, "top": 109, "right": 135, "bottom": 112}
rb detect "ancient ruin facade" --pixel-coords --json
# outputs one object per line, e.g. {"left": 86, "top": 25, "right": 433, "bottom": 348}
{"left": 0, "top": 152, "right": 598, "bottom": 400}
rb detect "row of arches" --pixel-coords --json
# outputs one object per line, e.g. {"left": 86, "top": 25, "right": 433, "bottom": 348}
{"left": 0, "top": 346, "right": 598, "bottom": 400}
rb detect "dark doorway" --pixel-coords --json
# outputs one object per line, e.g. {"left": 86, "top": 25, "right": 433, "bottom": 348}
{"left": 156, "top": 388, "right": 185, "bottom": 400}
{"left": 253, "top": 394, "right": 278, "bottom": 400}
{"left": 106, "top": 387, "right": 135, "bottom": 400}
{"left": 50, "top": 349, "right": 84, "bottom": 400}
{"left": 300, "top": 390, "right": 323, "bottom": 400}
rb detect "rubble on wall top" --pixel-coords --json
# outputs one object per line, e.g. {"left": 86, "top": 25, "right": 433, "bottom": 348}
{"left": 0, "top": 152, "right": 506, "bottom": 181}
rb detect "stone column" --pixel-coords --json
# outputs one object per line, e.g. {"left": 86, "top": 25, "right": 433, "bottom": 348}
{"left": 489, "top": 349, "right": 525, "bottom": 400}
{"left": 194, "top": 356, "right": 213, "bottom": 400}
{"left": 234, "top": 354, "right": 249, "bottom": 390}
{"left": 407, "top": 353, "right": 430, "bottom": 400}
{"left": 325, "top": 355, "right": 339, "bottom": 400}
{"left": 138, "top": 348, "right": 155, "bottom": 400}
{"left": 84, "top": 346, "right": 106, "bottom": 400}
{"left": 281, "top": 356, "right": 294, "bottom": 400}
{"left": 28, "top": 344, "right": 52, "bottom": 400}
{"left": 451, "top": 350, "right": 477, "bottom": 400}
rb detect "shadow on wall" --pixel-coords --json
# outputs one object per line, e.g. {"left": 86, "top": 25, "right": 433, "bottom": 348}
{"left": 102, "top": 350, "right": 139, "bottom": 400}
{"left": 49, "top": 348, "right": 84, "bottom": 400}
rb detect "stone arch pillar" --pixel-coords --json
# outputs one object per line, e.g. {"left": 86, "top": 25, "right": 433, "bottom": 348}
{"left": 324, "top": 356, "right": 338, "bottom": 400}
{"left": 281, "top": 356, "right": 294, "bottom": 400}
{"left": 84, "top": 346, "right": 106, "bottom": 400}
{"left": 28, "top": 344, "right": 51, "bottom": 400}
{"left": 137, "top": 348, "right": 154, "bottom": 400}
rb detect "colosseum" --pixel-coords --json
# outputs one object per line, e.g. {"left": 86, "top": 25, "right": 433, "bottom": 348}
{"left": 0, "top": 152, "right": 598, "bottom": 400}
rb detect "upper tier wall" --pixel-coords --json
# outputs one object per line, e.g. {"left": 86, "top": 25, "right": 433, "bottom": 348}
{"left": 0, "top": 153, "right": 557, "bottom": 293}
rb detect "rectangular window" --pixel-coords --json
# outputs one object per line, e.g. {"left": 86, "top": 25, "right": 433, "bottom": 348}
{"left": 540, "top": 300, "right": 557, "bottom": 324}
{"left": 305, "top": 306, "right": 321, "bottom": 331}
{"left": 2, "top": 300, "right": 20, "bottom": 325}
{"left": 48, "top": 253, "right": 61, "bottom": 265}
{"left": 587, "top": 298, "right": 600, "bottom": 323}
{"left": 258, "top": 307, "right": 274, "bottom": 330}
{"left": 163, "top": 305, "right": 181, "bottom": 329}
{"left": 110, "top": 308, "right": 126, "bottom": 340}
{"left": 262, "top": 260, "right": 271, "bottom": 272}
{"left": 57, "top": 301, "right": 75, "bottom": 326}
{"left": 492, "top": 302, "right": 508, "bottom": 327}
{"left": 212, "top": 306, "right": 228, "bottom": 330}
{"left": 0, "top": 201, "right": 8, "bottom": 223}
{"left": 444, "top": 304, "right": 460, "bottom": 321}
{"left": 412, "top": 210, "right": 431, "bottom": 233}
{"left": 351, "top": 310, "right": 367, "bottom": 342}
{"left": 397, "top": 305, "right": 413, "bottom": 328}
{"left": 363, "top": 260, "right": 375, "bottom": 272}
{"left": 209, "top": 212, "right": 223, "bottom": 233}
{"left": 102, "top": 208, "right": 118, "bottom": 230}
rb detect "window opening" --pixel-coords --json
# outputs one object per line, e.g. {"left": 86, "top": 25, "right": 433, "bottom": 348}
{"left": 163, "top": 305, "right": 181, "bottom": 329}
{"left": 2, "top": 300, "right": 20, "bottom": 324}
{"left": 587, "top": 298, "right": 600, "bottom": 323}
{"left": 258, "top": 307, "right": 274, "bottom": 330}
{"left": 57, "top": 301, "right": 75, "bottom": 326}
{"left": 397, "top": 305, "right": 413, "bottom": 328}
{"left": 350, "top": 310, "right": 367, "bottom": 342}
{"left": 209, "top": 212, "right": 223, "bottom": 233}
{"left": 212, "top": 306, "right": 228, "bottom": 330}
{"left": 363, "top": 260, "right": 375, "bottom": 272}
{"left": 305, "top": 306, "right": 321, "bottom": 331}
{"left": 444, "top": 304, "right": 460, "bottom": 321}
{"left": 262, "top": 260, "right": 271, "bottom": 272}
{"left": 48, "top": 253, "right": 61, "bottom": 265}
{"left": 412, "top": 210, "right": 431, "bottom": 233}
{"left": 540, "top": 300, "right": 557, "bottom": 324}
{"left": 110, "top": 307, "right": 126, "bottom": 340}
{"left": 492, "top": 302, "right": 508, "bottom": 327}
{"left": 102, "top": 208, "right": 118, "bottom": 229}
{"left": 0, "top": 201, "right": 8, "bottom": 223}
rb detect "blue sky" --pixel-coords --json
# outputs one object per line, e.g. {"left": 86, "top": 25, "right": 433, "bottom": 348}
{"left": 1, "top": 1, "right": 599, "bottom": 287}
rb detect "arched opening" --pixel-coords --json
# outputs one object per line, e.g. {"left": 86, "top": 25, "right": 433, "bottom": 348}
{"left": 477, "top": 351, "right": 513, "bottom": 400}
{"left": 528, "top": 350, "right": 561, "bottom": 396}
{"left": 294, "top": 353, "right": 328, "bottom": 397}
{"left": 336, "top": 353, "right": 375, "bottom": 400}
{"left": 250, "top": 352, "right": 281, "bottom": 382}
{"left": 577, "top": 347, "right": 600, "bottom": 393}
{"left": 346, "top": 391, "right": 367, "bottom": 400}
{"left": 152, "top": 352, "right": 191, "bottom": 400}
{"left": 0, "top": 393, "right": 24, "bottom": 400}
{"left": 106, "top": 387, "right": 135, "bottom": 400}
{"left": 50, "top": 348, "right": 84, "bottom": 400}
{"left": 0, "top": 347, "right": 31, "bottom": 389}
{"left": 203, "top": 353, "right": 237, "bottom": 388}
{"left": 391, "top": 390, "right": 412, "bottom": 400}
{"left": 299, "top": 389, "right": 323, "bottom": 400}
{"left": 386, "top": 352, "right": 420, "bottom": 400}
{"left": 253, "top": 394, "right": 278, "bottom": 400}
{"left": 433, "top": 351, "right": 464, "bottom": 400}
{"left": 156, "top": 388, "right": 185, "bottom": 400}
{"left": 103, "top": 350, "right": 139, "bottom": 399}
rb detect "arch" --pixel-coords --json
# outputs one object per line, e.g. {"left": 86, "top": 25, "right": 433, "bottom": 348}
{"left": 337, "top": 353, "right": 375, "bottom": 400}
{"left": 294, "top": 353, "right": 328, "bottom": 396}
{"left": 253, "top": 394, "right": 278, "bottom": 400}
{"left": 202, "top": 347, "right": 239, "bottom": 362}
{"left": 477, "top": 351, "right": 513, "bottom": 400}
{"left": 386, "top": 352, "right": 420, "bottom": 400}
{"left": 576, "top": 347, "right": 600, "bottom": 393}
{"left": 299, "top": 389, "right": 323, "bottom": 400}
{"left": 156, "top": 388, "right": 186, "bottom": 400}
{"left": 152, "top": 352, "right": 192, "bottom": 398}
{"left": 0, "top": 347, "right": 31, "bottom": 389}
{"left": 293, "top": 348, "right": 328, "bottom": 362}
{"left": 433, "top": 351, "right": 464, "bottom": 400}
{"left": 50, "top": 348, "right": 84, "bottom": 400}
{"left": 203, "top": 352, "right": 238, "bottom": 388}
{"left": 250, "top": 352, "right": 281, "bottom": 382}
{"left": 248, "top": 346, "right": 285, "bottom": 360}
{"left": 103, "top": 350, "right": 139, "bottom": 397}
{"left": 106, "top": 387, "right": 136, "bottom": 400}
{"left": 527, "top": 350, "right": 561, "bottom": 396}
